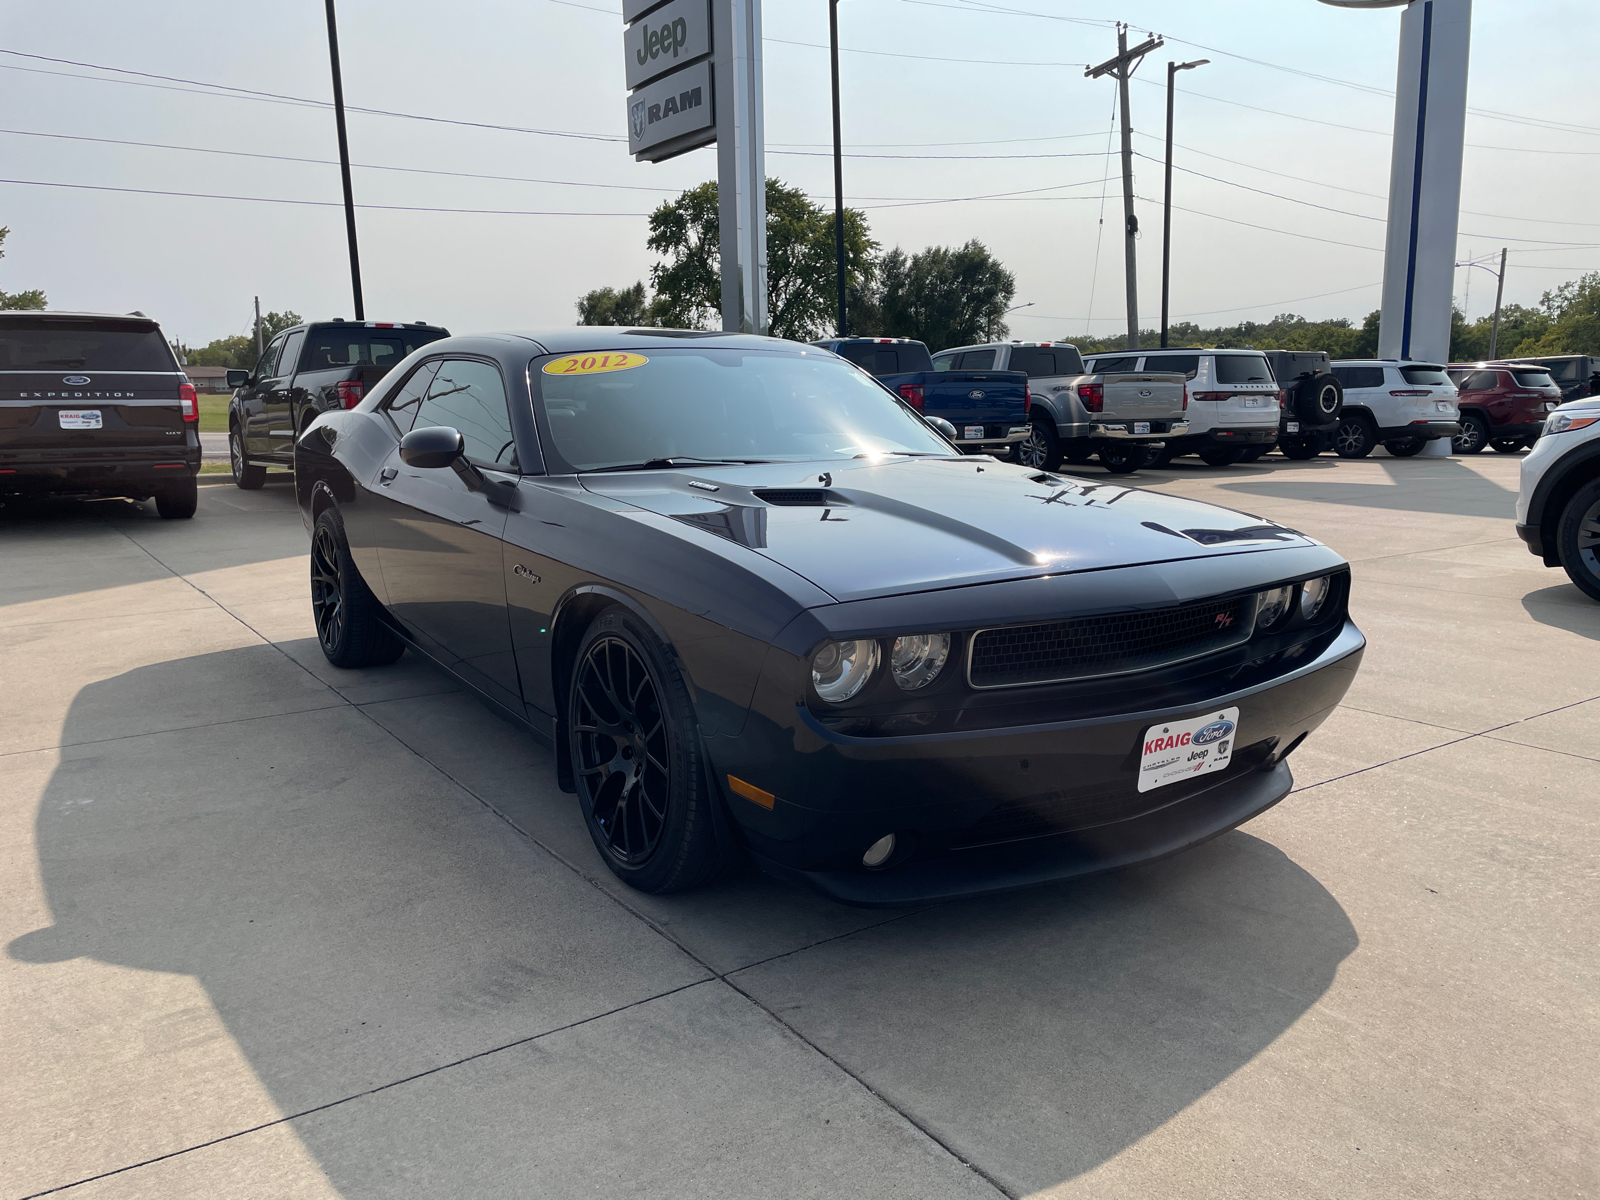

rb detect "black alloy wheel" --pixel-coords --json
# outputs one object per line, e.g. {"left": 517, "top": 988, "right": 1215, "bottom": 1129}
{"left": 1277, "top": 434, "right": 1322, "bottom": 460}
{"left": 1556, "top": 479, "right": 1600, "bottom": 603}
{"left": 1197, "top": 444, "right": 1246, "bottom": 467}
{"left": 1332, "top": 415, "right": 1376, "bottom": 459}
{"left": 1017, "top": 421, "right": 1063, "bottom": 471}
{"left": 568, "top": 611, "right": 727, "bottom": 893}
{"left": 310, "top": 506, "right": 404, "bottom": 668}
{"left": 1096, "top": 443, "right": 1145, "bottom": 474}
{"left": 1490, "top": 439, "right": 1527, "bottom": 454}
{"left": 231, "top": 427, "right": 266, "bottom": 490}
{"left": 1383, "top": 437, "right": 1427, "bottom": 457}
{"left": 1453, "top": 412, "right": 1489, "bottom": 455}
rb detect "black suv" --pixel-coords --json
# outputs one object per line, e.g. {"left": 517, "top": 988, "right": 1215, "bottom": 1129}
{"left": 0, "top": 311, "right": 200, "bottom": 518}
{"left": 1264, "top": 350, "right": 1343, "bottom": 460}
{"left": 227, "top": 319, "right": 448, "bottom": 487}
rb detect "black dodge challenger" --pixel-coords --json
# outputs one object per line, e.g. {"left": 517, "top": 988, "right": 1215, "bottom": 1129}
{"left": 295, "top": 330, "right": 1363, "bottom": 905}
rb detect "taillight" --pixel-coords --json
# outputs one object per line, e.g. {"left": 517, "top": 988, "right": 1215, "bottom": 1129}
{"left": 1079, "top": 383, "right": 1103, "bottom": 412}
{"left": 1278, "top": 388, "right": 1289, "bottom": 410}
{"left": 336, "top": 380, "right": 365, "bottom": 409}
{"left": 1388, "top": 389, "right": 1430, "bottom": 397}
{"left": 898, "top": 383, "right": 924, "bottom": 411}
{"left": 178, "top": 383, "right": 198, "bottom": 423}
{"left": 1024, "top": 391, "right": 1033, "bottom": 416}
{"left": 1191, "top": 391, "right": 1230, "bottom": 401}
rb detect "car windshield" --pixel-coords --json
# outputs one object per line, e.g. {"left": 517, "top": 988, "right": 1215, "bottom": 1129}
{"left": 0, "top": 318, "right": 176, "bottom": 371}
{"left": 1512, "top": 370, "right": 1557, "bottom": 389}
{"left": 1214, "top": 354, "right": 1274, "bottom": 384}
{"left": 533, "top": 347, "right": 953, "bottom": 471}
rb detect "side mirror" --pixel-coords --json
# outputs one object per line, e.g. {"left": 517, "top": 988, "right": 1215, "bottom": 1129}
{"left": 226, "top": 369, "right": 250, "bottom": 389}
{"left": 399, "top": 425, "right": 466, "bottom": 469}
{"left": 924, "top": 415, "right": 958, "bottom": 440}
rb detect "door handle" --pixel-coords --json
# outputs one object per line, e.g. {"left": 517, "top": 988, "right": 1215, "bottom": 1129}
{"left": 380, "top": 467, "right": 398, "bottom": 484}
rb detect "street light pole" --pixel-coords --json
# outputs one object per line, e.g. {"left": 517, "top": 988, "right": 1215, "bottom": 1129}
{"left": 324, "top": 0, "right": 365, "bottom": 321}
{"left": 829, "top": 0, "right": 846, "bottom": 337}
{"left": 1087, "top": 26, "right": 1163, "bottom": 352}
{"left": 1161, "top": 58, "right": 1207, "bottom": 349}
{"left": 1488, "top": 246, "right": 1507, "bottom": 359}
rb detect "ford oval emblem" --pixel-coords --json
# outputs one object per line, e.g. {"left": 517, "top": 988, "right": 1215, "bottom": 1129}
{"left": 62, "top": 375, "right": 91, "bottom": 386}
{"left": 1138, "top": 388, "right": 1151, "bottom": 397}
{"left": 968, "top": 390, "right": 985, "bottom": 399}
{"left": 1193, "top": 719, "right": 1236, "bottom": 745}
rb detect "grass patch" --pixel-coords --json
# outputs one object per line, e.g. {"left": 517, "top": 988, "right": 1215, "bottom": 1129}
{"left": 198, "top": 393, "right": 230, "bottom": 433}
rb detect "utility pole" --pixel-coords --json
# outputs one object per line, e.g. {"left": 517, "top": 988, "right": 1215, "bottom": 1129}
{"left": 829, "top": 0, "right": 846, "bottom": 336}
{"left": 1088, "top": 25, "right": 1162, "bottom": 351}
{"left": 254, "top": 295, "right": 263, "bottom": 357}
{"left": 1488, "top": 246, "right": 1507, "bottom": 359}
{"left": 324, "top": 0, "right": 365, "bottom": 321}
{"left": 1160, "top": 58, "right": 1207, "bottom": 348}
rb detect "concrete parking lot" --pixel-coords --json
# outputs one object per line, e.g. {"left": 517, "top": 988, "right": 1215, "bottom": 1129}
{"left": 2, "top": 454, "right": 1595, "bottom": 1199}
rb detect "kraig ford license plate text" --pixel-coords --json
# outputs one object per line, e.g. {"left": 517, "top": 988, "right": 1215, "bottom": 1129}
{"left": 1138, "top": 707, "right": 1239, "bottom": 793}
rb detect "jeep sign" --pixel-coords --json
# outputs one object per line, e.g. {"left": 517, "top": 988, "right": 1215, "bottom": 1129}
{"left": 624, "top": 0, "right": 711, "bottom": 90}
{"left": 626, "top": 57, "right": 713, "bottom": 161}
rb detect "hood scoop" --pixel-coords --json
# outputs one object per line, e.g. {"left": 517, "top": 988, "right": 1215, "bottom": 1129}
{"left": 752, "top": 488, "right": 829, "bottom": 506}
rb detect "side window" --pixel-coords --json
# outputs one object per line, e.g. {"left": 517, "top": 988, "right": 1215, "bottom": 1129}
{"left": 1333, "top": 366, "right": 1384, "bottom": 391}
{"left": 255, "top": 334, "right": 286, "bottom": 380}
{"left": 1145, "top": 354, "right": 1199, "bottom": 378}
{"left": 960, "top": 350, "right": 996, "bottom": 370}
{"left": 412, "top": 359, "right": 516, "bottom": 468}
{"left": 1465, "top": 370, "right": 1499, "bottom": 391}
{"left": 930, "top": 353, "right": 957, "bottom": 372}
{"left": 384, "top": 361, "right": 441, "bottom": 434}
{"left": 1091, "top": 355, "right": 1140, "bottom": 373}
{"left": 278, "top": 330, "right": 306, "bottom": 378}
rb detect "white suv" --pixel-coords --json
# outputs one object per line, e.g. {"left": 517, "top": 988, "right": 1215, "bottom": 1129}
{"left": 1087, "top": 348, "right": 1282, "bottom": 467}
{"left": 1328, "top": 361, "right": 1461, "bottom": 458}
{"left": 1516, "top": 396, "right": 1600, "bottom": 602}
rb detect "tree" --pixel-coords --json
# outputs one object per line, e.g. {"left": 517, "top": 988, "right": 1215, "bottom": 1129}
{"left": 581, "top": 178, "right": 877, "bottom": 340}
{"left": 576, "top": 281, "right": 667, "bottom": 327}
{"left": 0, "top": 226, "right": 47, "bottom": 310}
{"left": 872, "top": 240, "right": 1016, "bottom": 350}
{"left": 1073, "top": 310, "right": 1379, "bottom": 358}
{"left": 183, "top": 310, "right": 302, "bottom": 368}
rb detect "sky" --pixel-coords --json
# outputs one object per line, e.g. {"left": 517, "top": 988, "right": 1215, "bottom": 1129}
{"left": 0, "top": 0, "right": 1596, "bottom": 349}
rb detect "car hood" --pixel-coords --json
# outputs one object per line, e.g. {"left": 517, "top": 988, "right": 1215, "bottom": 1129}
{"left": 580, "top": 456, "right": 1317, "bottom": 603}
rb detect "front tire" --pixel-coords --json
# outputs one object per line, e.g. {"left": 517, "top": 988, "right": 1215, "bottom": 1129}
{"left": 1490, "top": 438, "right": 1527, "bottom": 454}
{"left": 230, "top": 427, "right": 266, "bottom": 490}
{"left": 310, "top": 506, "right": 404, "bottom": 668}
{"left": 154, "top": 474, "right": 197, "bottom": 519}
{"left": 1016, "top": 420, "right": 1062, "bottom": 471}
{"left": 568, "top": 610, "right": 728, "bottom": 893}
{"left": 1453, "top": 412, "right": 1489, "bottom": 455}
{"left": 1332, "top": 414, "right": 1376, "bottom": 459}
{"left": 1556, "top": 479, "right": 1600, "bottom": 603}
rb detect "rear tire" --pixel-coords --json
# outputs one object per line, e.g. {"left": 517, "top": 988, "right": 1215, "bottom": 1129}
{"left": 310, "top": 506, "right": 405, "bottom": 668}
{"left": 1332, "top": 414, "right": 1377, "bottom": 459}
{"left": 1278, "top": 434, "right": 1321, "bottom": 460}
{"left": 231, "top": 427, "right": 266, "bottom": 489}
{"left": 1016, "top": 420, "right": 1063, "bottom": 472}
{"left": 1490, "top": 438, "right": 1527, "bottom": 454}
{"left": 1384, "top": 438, "right": 1426, "bottom": 457}
{"left": 568, "top": 610, "right": 730, "bottom": 893}
{"left": 1238, "top": 445, "right": 1270, "bottom": 463}
{"left": 154, "top": 474, "right": 197, "bottom": 519}
{"left": 1555, "top": 478, "right": 1600, "bottom": 603}
{"left": 1144, "top": 443, "right": 1177, "bottom": 469}
{"left": 1097, "top": 443, "right": 1145, "bottom": 474}
{"left": 1197, "top": 445, "right": 1246, "bottom": 467}
{"left": 1453, "top": 412, "right": 1489, "bottom": 455}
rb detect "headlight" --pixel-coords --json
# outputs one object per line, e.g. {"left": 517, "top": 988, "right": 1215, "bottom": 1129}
{"left": 1545, "top": 412, "right": 1600, "bottom": 436}
{"left": 1300, "top": 575, "right": 1333, "bottom": 620}
{"left": 1256, "top": 585, "right": 1294, "bottom": 630}
{"left": 811, "top": 639, "right": 879, "bottom": 703}
{"left": 890, "top": 633, "right": 950, "bottom": 690}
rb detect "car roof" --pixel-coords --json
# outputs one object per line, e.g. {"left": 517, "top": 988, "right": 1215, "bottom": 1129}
{"left": 481, "top": 329, "right": 805, "bottom": 355}
{"left": 0, "top": 310, "right": 160, "bottom": 326}
{"left": 1332, "top": 359, "right": 1445, "bottom": 369}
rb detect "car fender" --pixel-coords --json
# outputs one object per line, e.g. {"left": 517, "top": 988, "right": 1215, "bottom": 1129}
{"left": 1529, "top": 438, "right": 1600, "bottom": 544}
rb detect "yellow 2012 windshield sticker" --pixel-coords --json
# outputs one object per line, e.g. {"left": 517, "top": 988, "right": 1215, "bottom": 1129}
{"left": 542, "top": 352, "right": 648, "bottom": 376}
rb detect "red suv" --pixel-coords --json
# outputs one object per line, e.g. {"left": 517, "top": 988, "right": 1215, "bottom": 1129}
{"left": 1446, "top": 363, "right": 1562, "bottom": 454}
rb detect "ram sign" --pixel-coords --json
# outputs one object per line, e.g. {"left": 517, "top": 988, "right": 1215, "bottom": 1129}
{"left": 625, "top": 47, "right": 714, "bottom": 161}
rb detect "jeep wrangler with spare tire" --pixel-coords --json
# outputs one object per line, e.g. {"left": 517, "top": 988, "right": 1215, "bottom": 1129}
{"left": 1263, "top": 350, "right": 1343, "bottom": 460}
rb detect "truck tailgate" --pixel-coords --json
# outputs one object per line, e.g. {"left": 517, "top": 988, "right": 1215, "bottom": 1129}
{"left": 922, "top": 371, "right": 1029, "bottom": 424}
{"left": 1100, "top": 372, "right": 1187, "bottom": 420}
{"left": 0, "top": 373, "right": 188, "bottom": 457}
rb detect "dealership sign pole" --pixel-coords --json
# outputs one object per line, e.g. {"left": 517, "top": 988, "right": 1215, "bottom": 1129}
{"left": 624, "top": 0, "right": 768, "bottom": 334}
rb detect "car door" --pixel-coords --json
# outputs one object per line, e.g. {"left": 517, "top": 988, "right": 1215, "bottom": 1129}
{"left": 266, "top": 328, "right": 307, "bottom": 455}
{"left": 374, "top": 357, "right": 522, "bottom": 711}
{"left": 240, "top": 333, "right": 285, "bottom": 454}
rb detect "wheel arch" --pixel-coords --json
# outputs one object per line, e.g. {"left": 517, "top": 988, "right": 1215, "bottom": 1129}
{"left": 1534, "top": 447, "right": 1600, "bottom": 554}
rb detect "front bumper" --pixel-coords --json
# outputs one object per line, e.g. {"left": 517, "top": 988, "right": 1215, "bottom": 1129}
{"left": 1091, "top": 420, "right": 1189, "bottom": 441}
{"left": 1515, "top": 521, "right": 1547, "bottom": 559}
{"left": 714, "top": 618, "right": 1364, "bottom": 906}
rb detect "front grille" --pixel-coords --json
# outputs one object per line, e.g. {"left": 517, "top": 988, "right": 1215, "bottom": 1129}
{"left": 968, "top": 595, "right": 1252, "bottom": 689}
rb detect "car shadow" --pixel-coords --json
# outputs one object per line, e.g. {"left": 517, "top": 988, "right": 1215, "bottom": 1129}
{"left": 1212, "top": 454, "right": 1520, "bottom": 519}
{"left": 1522, "top": 582, "right": 1600, "bottom": 640}
{"left": 9, "top": 646, "right": 1357, "bottom": 1195}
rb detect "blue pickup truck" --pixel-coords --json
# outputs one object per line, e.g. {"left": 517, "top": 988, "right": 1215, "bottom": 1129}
{"left": 810, "top": 337, "right": 1030, "bottom": 456}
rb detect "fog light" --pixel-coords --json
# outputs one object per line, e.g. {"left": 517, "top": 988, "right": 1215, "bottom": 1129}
{"left": 862, "top": 833, "right": 896, "bottom": 867}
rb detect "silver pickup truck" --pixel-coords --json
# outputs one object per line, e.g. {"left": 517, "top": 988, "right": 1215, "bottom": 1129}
{"left": 933, "top": 341, "right": 1188, "bottom": 474}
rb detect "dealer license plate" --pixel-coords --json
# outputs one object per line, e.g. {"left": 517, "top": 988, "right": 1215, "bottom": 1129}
{"left": 1286, "top": 421, "right": 1300, "bottom": 433}
{"left": 964, "top": 425, "right": 984, "bottom": 440}
{"left": 1138, "top": 707, "right": 1239, "bottom": 793}
{"left": 1133, "top": 422, "right": 1150, "bottom": 435}
{"left": 1242, "top": 397, "right": 1268, "bottom": 408}
{"left": 58, "top": 410, "right": 102, "bottom": 429}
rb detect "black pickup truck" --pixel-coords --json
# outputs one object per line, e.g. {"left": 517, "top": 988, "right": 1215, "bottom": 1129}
{"left": 810, "top": 337, "right": 1030, "bottom": 455}
{"left": 0, "top": 311, "right": 200, "bottom": 518}
{"left": 226, "top": 319, "right": 448, "bottom": 488}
